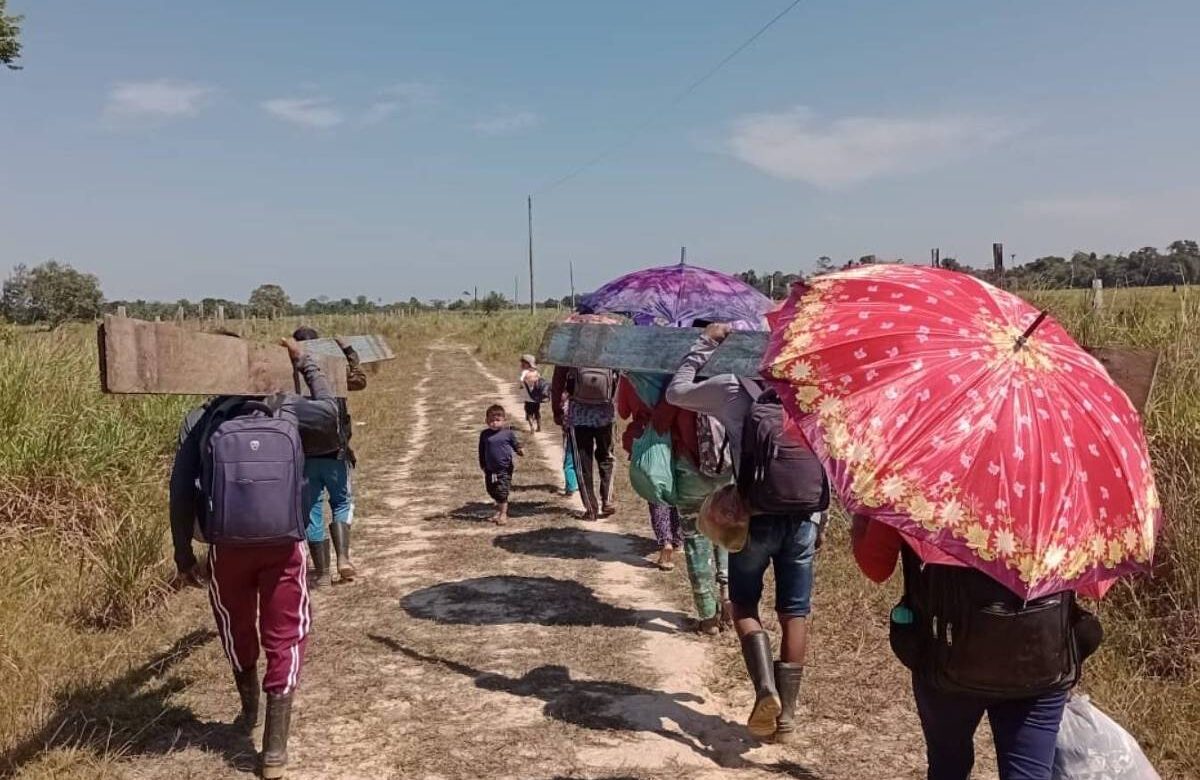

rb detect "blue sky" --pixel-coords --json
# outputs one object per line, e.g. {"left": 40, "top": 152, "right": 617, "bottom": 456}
{"left": 3, "top": 1, "right": 1199, "bottom": 303}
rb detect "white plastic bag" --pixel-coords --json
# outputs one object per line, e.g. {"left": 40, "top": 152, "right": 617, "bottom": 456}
{"left": 1053, "top": 695, "right": 1160, "bottom": 780}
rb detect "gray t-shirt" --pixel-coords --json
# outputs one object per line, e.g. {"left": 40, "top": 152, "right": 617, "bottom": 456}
{"left": 665, "top": 335, "right": 754, "bottom": 465}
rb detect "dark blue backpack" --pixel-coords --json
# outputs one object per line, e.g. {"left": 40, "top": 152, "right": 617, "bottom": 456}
{"left": 200, "top": 398, "right": 306, "bottom": 546}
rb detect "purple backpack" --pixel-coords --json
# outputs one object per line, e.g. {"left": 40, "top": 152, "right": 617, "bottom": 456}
{"left": 200, "top": 399, "right": 305, "bottom": 546}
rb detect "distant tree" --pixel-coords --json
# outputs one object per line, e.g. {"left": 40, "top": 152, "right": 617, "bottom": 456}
{"left": 480, "top": 291, "right": 507, "bottom": 314}
{"left": 447, "top": 299, "right": 466, "bottom": 311}
{"left": 736, "top": 270, "right": 760, "bottom": 290}
{"left": 430, "top": 299, "right": 447, "bottom": 311}
{"left": 0, "top": 0, "right": 21, "bottom": 71}
{"left": 200, "top": 297, "right": 240, "bottom": 316}
{"left": 248, "top": 284, "right": 291, "bottom": 318}
{"left": 1, "top": 263, "right": 31, "bottom": 323}
{"left": 939, "top": 257, "right": 966, "bottom": 272}
{"left": 2, "top": 260, "right": 103, "bottom": 326}
{"left": 816, "top": 256, "right": 835, "bottom": 272}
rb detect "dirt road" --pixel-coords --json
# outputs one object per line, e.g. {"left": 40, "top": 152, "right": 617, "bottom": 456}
{"left": 21, "top": 342, "right": 996, "bottom": 779}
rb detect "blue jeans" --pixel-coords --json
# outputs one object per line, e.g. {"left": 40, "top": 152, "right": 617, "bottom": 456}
{"left": 913, "top": 675, "right": 1069, "bottom": 780}
{"left": 728, "top": 513, "right": 819, "bottom": 617}
{"left": 304, "top": 457, "right": 353, "bottom": 543}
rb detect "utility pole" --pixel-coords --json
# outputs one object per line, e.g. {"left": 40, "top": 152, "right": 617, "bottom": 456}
{"left": 569, "top": 260, "right": 577, "bottom": 310}
{"left": 528, "top": 195, "right": 536, "bottom": 313}
{"left": 680, "top": 246, "right": 687, "bottom": 264}
{"left": 514, "top": 274, "right": 519, "bottom": 305}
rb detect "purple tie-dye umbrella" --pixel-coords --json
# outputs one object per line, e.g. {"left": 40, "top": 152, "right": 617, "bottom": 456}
{"left": 578, "top": 261, "right": 773, "bottom": 330}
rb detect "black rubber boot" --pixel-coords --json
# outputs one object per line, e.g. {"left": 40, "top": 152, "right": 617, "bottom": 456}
{"left": 329, "top": 523, "right": 357, "bottom": 582}
{"left": 233, "top": 667, "right": 260, "bottom": 731}
{"left": 307, "top": 540, "right": 330, "bottom": 588}
{"left": 261, "top": 692, "right": 293, "bottom": 779}
{"left": 740, "top": 631, "right": 782, "bottom": 739}
{"left": 773, "top": 661, "right": 804, "bottom": 744}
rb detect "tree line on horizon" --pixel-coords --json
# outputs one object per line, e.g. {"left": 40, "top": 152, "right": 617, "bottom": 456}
{"left": 736, "top": 240, "right": 1199, "bottom": 300}
{"left": 2, "top": 240, "right": 1197, "bottom": 327}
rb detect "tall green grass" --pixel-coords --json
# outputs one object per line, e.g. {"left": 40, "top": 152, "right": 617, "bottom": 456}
{"left": 0, "top": 324, "right": 193, "bottom": 754}
{"left": 1026, "top": 289, "right": 1200, "bottom": 774}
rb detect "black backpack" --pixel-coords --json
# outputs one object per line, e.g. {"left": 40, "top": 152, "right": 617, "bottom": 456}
{"left": 571, "top": 367, "right": 617, "bottom": 406}
{"left": 891, "top": 546, "right": 1098, "bottom": 699}
{"left": 735, "top": 378, "right": 829, "bottom": 515}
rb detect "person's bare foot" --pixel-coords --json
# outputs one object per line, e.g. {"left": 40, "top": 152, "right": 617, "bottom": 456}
{"left": 493, "top": 514, "right": 508, "bottom": 526}
{"left": 657, "top": 545, "right": 676, "bottom": 571}
{"left": 697, "top": 617, "right": 720, "bottom": 636}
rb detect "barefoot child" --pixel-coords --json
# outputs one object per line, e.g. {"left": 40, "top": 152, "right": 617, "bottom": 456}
{"left": 478, "top": 404, "right": 525, "bottom": 525}
{"left": 519, "top": 355, "right": 549, "bottom": 433}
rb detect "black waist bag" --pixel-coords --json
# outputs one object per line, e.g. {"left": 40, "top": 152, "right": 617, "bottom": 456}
{"left": 894, "top": 546, "right": 1091, "bottom": 700}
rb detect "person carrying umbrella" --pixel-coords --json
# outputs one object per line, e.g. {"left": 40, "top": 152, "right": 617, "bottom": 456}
{"left": 579, "top": 262, "right": 774, "bottom": 637}
{"left": 763, "top": 265, "right": 1160, "bottom": 779}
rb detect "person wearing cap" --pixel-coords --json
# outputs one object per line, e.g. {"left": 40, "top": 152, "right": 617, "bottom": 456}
{"left": 519, "top": 354, "right": 549, "bottom": 433}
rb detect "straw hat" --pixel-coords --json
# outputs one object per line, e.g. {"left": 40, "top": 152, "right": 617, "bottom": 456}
{"left": 520, "top": 354, "right": 537, "bottom": 368}
{"left": 698, "top": 484, "right": 750, "bottom": 552}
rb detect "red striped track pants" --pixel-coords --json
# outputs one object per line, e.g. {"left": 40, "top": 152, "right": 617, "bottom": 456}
{"left": 208, "top": 542, "right": 311, "bottom": 696}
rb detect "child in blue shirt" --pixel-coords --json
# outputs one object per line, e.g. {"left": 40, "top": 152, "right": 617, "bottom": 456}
{"left": 478, "top": 405, "right": 525, "bottom": 525}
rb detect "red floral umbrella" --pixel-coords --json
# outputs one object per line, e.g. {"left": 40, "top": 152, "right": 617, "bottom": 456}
{"left": 764, "top": 265, "right": 1160, "bottom": 599}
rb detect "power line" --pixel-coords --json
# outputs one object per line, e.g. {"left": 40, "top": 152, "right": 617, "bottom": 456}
{"left": 536, "top": 0, "right": 805, "bottom": 195}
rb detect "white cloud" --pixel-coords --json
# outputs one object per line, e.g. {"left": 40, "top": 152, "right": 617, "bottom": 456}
{"left": 1022, "top": 195, "right": 1129, "bottom": 221}
{"left": 262, "top": 97, "right": 344, "bottom": 129}
{"left": 104, "top": 79, "right": 215, "bottom": 121}
{"left": 728, "top": 107, "right": 1017, "bottom": 187}
{"left": 473, "top": 110, "right": 541, "bottom": 137}
{"left": 362, "top": 82, "right": 440, "bottom": 124}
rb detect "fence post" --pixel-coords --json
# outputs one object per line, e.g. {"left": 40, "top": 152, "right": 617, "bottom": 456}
{"left": 1091, "top": 279, "right": 1104, "bottom": 311}
{"left": 216, "top": 304, "right": 225, "bottom": 323}
{"left": 116, "top": 305, "right": 127, "bottom": 318}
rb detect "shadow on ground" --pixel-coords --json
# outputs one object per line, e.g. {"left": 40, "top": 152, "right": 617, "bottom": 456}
{"left": 493, "top": 527, "right": 658, "bottom": 568}
{"left": 370, "top": 637, "right": 820, "bottom": 777}
{"left": 400, "top": 575, "right": 687, "bottom": 634}
{"left": 0, "top": 629, "right": 257, "bottom": 777}
{"left": 511, "top": 482, "right": 564, "bottom": 495}
{"left": 422, "top": 500, "right": 556, "bottom": 523}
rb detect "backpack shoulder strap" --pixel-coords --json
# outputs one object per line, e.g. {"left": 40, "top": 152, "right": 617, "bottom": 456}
{"left": 736, "top": 375, "right": 766, "bottom": 402}
{"left": 200, "top": 396, "right": 245, "bottom": 447}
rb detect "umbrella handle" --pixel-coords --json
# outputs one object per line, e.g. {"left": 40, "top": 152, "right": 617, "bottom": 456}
{"left": 1014, "top": 311, "right": 1049, "bottom": 352}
